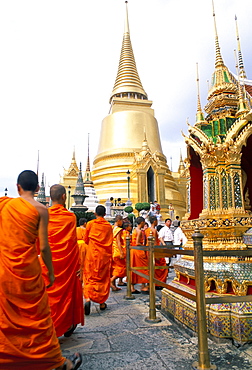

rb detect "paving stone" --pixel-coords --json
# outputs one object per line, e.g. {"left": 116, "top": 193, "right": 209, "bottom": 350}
{"left": 60, "top": 331, "right": 110, "bottom": 354}
{"left": 80, "top": 350, "right": 167, "bottom": 370}
{"left": 60, "top": 279, "right": 252, "bottom": 369}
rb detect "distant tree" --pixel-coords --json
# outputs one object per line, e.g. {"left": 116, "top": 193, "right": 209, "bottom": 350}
{"left": 127, "top": 213, "right": 135, "bottom": 225}
{"left": 135, "top": 202, "right": 144, "bottom": 214}
{"left": 124, "top": 206, "right": 133, "bottom": 214}
{"left": 142, "top": 202, "right": 150, "bottom": 211}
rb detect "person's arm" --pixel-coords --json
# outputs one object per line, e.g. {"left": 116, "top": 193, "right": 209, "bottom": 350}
{"left": 38, "top": 206, "right": 54, "bottom": 288}
{"left": 116, "top": 230, "right": 124, "bottom": 258}
{"left": 136, "top": 228, "right": 142, "bottom": 246}
{"left": 84, "top": 222, "right": 90, "bottom": 244}
{"left": 158, "top": 228, "right": 166, "bottom": 245}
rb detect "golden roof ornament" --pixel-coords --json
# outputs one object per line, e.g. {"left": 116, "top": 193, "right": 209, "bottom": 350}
{"left": 234, "top": 50, "right": 249, "bottom": 118}
{"left": 178, "top": 150, "right": 185, "bottom": 173}
{"left": 195, "top": 63, "right": 208, "bottom": 126}
{"left": 235, "top": 15, "right": 247, "bottom": 80}
{"left": 65, "top": 148, "right": 79, "bottom": 176}
{"left": 109, "top": 1, "right": 147, "bottom": 103}
{"left": 207, "top": 0, "right": 237, "bottom": 103}
{"left": 84, "top": 133, "right": 93, "bottom": 186}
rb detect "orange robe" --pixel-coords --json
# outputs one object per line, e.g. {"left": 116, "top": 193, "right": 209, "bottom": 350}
{"left": 76, "top": 226, "right": 88, "bottom": 282}
{"left": 84, "top": 218, "right": 113, "bottom": 304}
{"left": 112, "top": 226, "right": 126, "bottom": 278}
{"left": 0, "top": 197, "right": 65, "bottom": 370}
{"left": 40, "top": 204, "right": 84, "bottom": 337}
{"left": 145, "top": 228, "right": 168, "bottom": 284}
{"left": 131, "top": 228, "right": 149, "bottom": 284}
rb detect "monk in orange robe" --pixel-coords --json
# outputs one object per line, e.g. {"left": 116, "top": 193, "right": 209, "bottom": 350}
{"left": 145, "top": 215, "right": 168, "bottom": 289}
{"left": 76, "top": 217, "right": 88, "bottom": 283}
{"left": 117, "top": 222, "right": 132, "bottom": 286}
{"left": 83, "top": 205, "right": 113, "bottom": 314}
{"left": 131, "top": 216, "right": 149, "bottom": 294}
{"left": 0, "top": 170, "right": 81, "bottom": 370}
{"left": 40, "top": 184, "right": 84, "bottom": 338}
{"left": 111, "top": 215, "right": 125, "bottom": 291}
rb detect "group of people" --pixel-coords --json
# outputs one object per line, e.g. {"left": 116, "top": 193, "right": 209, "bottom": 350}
{"left": 0, "top": 169, "right": 187, "bottom": 369}
{"left": 0, "top": 171, "right": 82, "bottom": 370}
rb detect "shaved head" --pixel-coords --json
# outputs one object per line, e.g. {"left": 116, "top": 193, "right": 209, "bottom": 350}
{"left": 115, "top": 215, "right": 123, "bottom": 222}
{"left": 50, "top": 184, "right": 66, "bottom": 202}
{"left": 95, "top": 205, "right": 106, "bottom": 217}
{"left": 17, "top": 170, "right": 38, "bottom": 192}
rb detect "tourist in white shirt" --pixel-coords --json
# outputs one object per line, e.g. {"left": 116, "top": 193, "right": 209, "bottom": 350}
{"left": 173, "top": 222, "right": 187, "bottom": 249}
{"left": 158, "top": 218, "right": 173, "bottom": 246}
{"left": 158, "top": 218, "right": 174, "bottom": 265}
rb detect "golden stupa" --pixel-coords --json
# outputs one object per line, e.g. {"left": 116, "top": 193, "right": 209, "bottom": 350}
{"left": 92, "top": 2, "right": 185, "bottom": 216}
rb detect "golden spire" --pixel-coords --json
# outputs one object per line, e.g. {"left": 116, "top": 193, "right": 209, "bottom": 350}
{"left": 206, "top": 0, "right": 237, "bottom": 107}
{"left": 86, "top": 133, "right": 90, "bottom": 172}
{"left": 109, "top": 1, "right": 147, "bottom": 103}
{"left": 141, "top": 127, "right": 150, "bottom": 154}
{"left": 212, "top": 0, "right": 224, "bottom": 68}
{"left": 234, "top": 50, "right": 249, "bottom": 117}
{"left": 235, "top": 15, "right": 247, "bottom": 80}
{"left": 65, "top": 147, "right": 79, "bottom": 176}
{"left": 178, "top": 150, "right": 185, "bottom": 173}
{"left": 195, "top": 63, "right": 205, "bottom": 125}
{"left": 84, "top": 134, "right": 93, "bottom": 184}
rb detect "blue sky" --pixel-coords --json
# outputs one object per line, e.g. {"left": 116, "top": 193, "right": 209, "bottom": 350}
{"left": 0, "top": 0, "right": 251, "bottom": 197}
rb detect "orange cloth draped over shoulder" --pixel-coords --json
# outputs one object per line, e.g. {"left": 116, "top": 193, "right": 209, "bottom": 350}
{"left": 0, "top": 197, "right": 65, "bottom": 370}
{"left": 111, "top": 226, "right": 126, "bottom": 278}
{"left": 76, "top": 226, "right": 88, "bottom": 282}
{"left": 40, "top": 204, "right": 84, "bottom": 338}
{"left": 84, "top": 218, "right": 113, "bottom": 304}
{"left": 130, "top": 228, "right": 149, "bottom": 284}
{"left": 145, "top": 228, "right": 168, "bottom": 284}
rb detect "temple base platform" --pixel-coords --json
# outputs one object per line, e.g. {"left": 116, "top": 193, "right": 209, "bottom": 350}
{"left": 161, "top": 281, "right": 252, "bottom": 345}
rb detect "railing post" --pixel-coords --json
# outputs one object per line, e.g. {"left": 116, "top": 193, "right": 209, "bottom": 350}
{"left": 124, "top": 234, "right": 135, "bottom": 300}
{"left": 145, "top": 231, "right": 161, "bottom": 323}
{"left": 192, "top": 228, "right": 216, "bottom": 370}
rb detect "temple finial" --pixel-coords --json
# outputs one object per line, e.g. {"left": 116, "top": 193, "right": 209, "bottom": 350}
{"left": 234, "top": 49, "right": 249, "bottom": 117}
{"left": 72, "top": 146, "right": 76, "bottom": 161}
{"left": 235, "top": 15, "right": 247, "bottom": 80}
{"left": 178, "top": 149, "right": 185, "bottom": 173}
{"left": 110, "top": 1, "right": 147, "bottom": 103}
{"left": 212, "top": 0, "right": 224, "bottom": 68}
{"left": 195, "top": 63, "right": 205, "bottom": 124}
{"left": 125, "top": 1, "right": 129, "bottom": 34}
{"left": 86, "top": 133, "right": 90, "bottom": 172}
{"left": 143, "top": 126, "right": 147, "bottom": 141}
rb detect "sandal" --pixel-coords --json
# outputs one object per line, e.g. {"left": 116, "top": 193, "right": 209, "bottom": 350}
{"left": 100, "top": 303, "right": 107, "bottom": 311}
{"left": 62, "top": 352, "right": 82, "bottom": 370}
{"left": 64, "top": 324, "right": 77, "bottom": 337}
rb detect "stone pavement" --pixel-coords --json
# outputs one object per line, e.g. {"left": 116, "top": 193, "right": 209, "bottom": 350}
{"left": 60, "top": 272, "right": 252, "bottom": 370}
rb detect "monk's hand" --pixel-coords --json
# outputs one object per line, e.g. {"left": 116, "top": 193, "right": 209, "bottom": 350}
{"left": 46, "top": 272, "right": 55, "bottom": 288}
{"left": 76, "top": 269, "right": 81, "bottom": 278}
{"left": 120, "top": 251, "right": 124, "bottom": 259}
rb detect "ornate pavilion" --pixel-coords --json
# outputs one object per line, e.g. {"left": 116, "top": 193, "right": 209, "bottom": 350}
{"left": 162, "top": 7, "right": 252, "bottom": 343}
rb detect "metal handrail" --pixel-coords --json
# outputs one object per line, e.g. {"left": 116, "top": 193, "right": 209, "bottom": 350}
{"left": 125, "top": 230, "right": 252, "bottom": 370}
